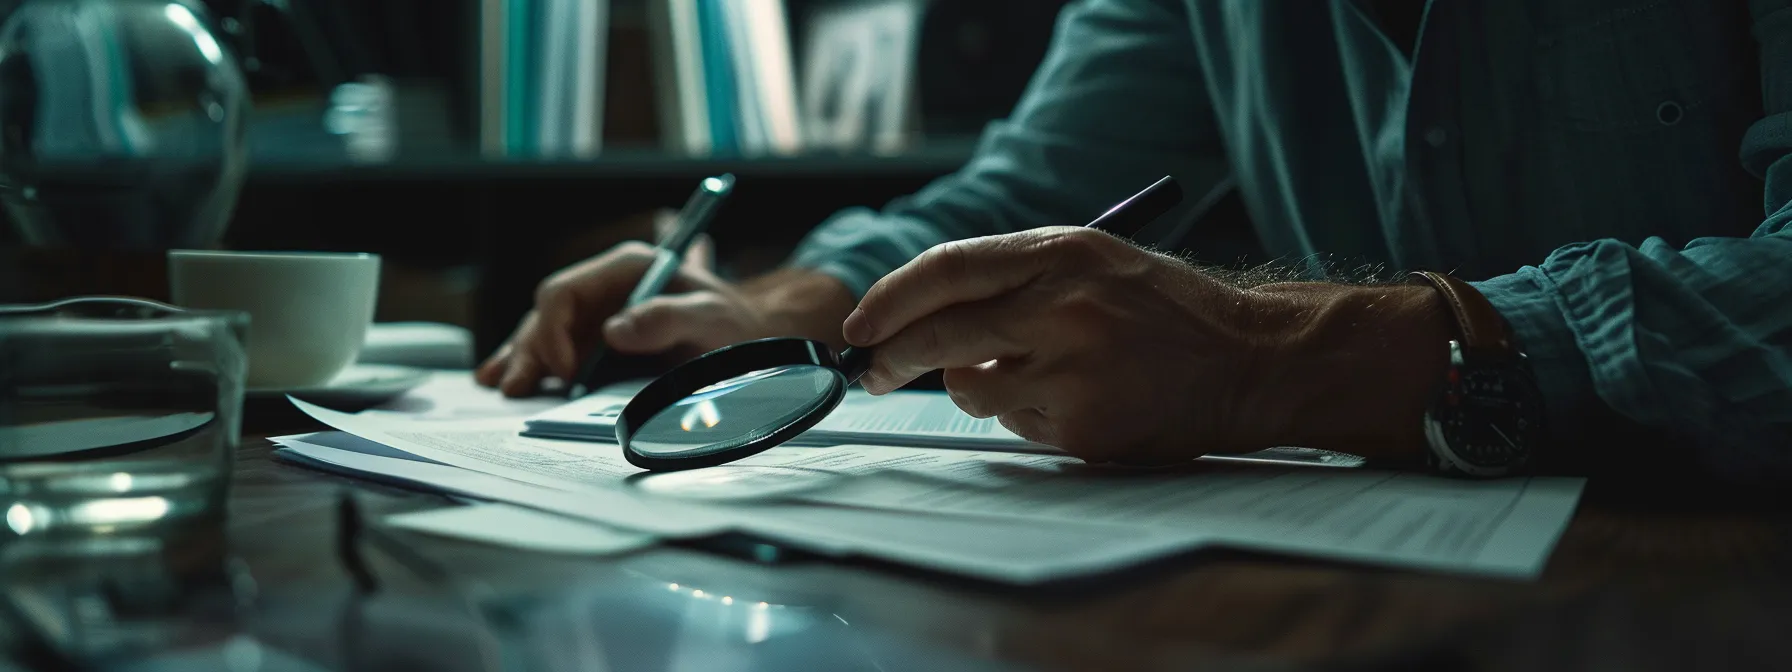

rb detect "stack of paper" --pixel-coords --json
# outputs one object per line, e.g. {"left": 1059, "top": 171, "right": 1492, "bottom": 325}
{"left": 269, "top": 377, "right": 1589, "bottom": 585}
{"left": 521, "top": 388, "right": 1370, "bottom": 468}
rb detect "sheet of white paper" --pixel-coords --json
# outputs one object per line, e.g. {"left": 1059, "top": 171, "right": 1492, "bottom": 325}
{"left": 799, "top": 464, "right": 1585, "bottom": 578}
{"left": 365, "top": 370, "right": 573, "bottom": 421}
{"left": 522, "top": 389, "right": 1365, "bottom": 466}
{"left": 274, "top": 439, "right": 1207, "bottom": 584}
{"left": 294, "top": 397, "right": 1071, "bottom": 498}
{"left": 286, "top": 399, "right": 1579, "bottom": 579}
{"left": 385, "top": 503, "right": 655, "bottom": 555}
{"left": 271, "top": 438, "right": 734, "bottom": 537}
{"left": 522, "top": 389, "right": 1042, "bottom": 449}
{"left": 293, "top": 398, "right": 646, "bottom": 492}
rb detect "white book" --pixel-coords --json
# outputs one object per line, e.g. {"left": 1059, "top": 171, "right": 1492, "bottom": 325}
{"left": 740, "top": 0, "right": 802, "bottom": 155}
{"left": 570, "top": 0, "right": 610, "bottom": 156}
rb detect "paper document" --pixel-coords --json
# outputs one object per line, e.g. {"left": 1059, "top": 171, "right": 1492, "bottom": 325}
{"left": 522, "top": 388, "right": 1037, "bottom": 449}
{"left": 365, "top": 370, "right": 572, "bottom": 421}
{"left": 798, "top": 466, "right": 1585, "bottom": 577}
{"left": 521, "top": 388, "right": 1366, "bottom": 467}
{"left": 273, "top": 438, "right": 1206, "bottom": 584}
{"left": 385, "top": 504, "right": 656, "bottom": 556}
{"left": 270, "top": 434, "right": 736, "bottom": 538}
{"left": 286, "top": 398, "right": 1581, "bottom": 579}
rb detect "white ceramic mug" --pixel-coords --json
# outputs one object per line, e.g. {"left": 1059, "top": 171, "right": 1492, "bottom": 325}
{"left": 168, "top": 250, "right": 380, "bottom": 389}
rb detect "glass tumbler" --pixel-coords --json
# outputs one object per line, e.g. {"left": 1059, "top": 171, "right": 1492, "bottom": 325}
{"left": 0, "top": 297, "right": 246, "bottom": 545}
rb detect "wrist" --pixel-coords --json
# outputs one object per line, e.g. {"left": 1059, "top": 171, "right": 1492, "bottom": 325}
{"left": 1242, "top": 282, "right": 1453, "bottom": 462}
{"left": 739, "top": 268, "right": 858, "bottom": 349}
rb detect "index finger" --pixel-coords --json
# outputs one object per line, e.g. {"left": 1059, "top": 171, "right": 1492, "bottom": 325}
{"left": 844, "top": 228, "right": 1087, "bottom": 347}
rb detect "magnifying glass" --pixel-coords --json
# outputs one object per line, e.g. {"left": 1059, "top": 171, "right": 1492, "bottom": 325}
{"left": 616, "top": 176, "right": 1186, "bottom": 472}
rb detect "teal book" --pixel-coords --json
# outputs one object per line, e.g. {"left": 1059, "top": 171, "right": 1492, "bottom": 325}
{"left": 695, "top": 0, "right": 738, "bottom": 156}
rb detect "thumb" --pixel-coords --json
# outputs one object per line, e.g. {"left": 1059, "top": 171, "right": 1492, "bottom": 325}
{"left": 683, "top": 233, "right": 716, "bottom": 274}
{"left": 604, "top": 292, "right": 729, "bottom": 354}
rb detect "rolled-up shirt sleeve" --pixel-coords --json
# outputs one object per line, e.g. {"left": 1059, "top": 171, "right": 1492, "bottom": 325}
{"left": 789, "top": 0, "right": 1229, "bottom": 299}
{"left": 1471, "top": 0, "right": 1792, "bottom": 483}
{"left": 1475, "top": 232, "right": 1792, "bottom": 482}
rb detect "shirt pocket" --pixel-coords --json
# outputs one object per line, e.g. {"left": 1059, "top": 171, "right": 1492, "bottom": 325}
{"left": 1531, "top": 0, "right": 1753, "bottom": 133}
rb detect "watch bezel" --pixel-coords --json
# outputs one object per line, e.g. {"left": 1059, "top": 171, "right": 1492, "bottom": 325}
{"left": 1423, "top": 340, "right": 1540, "bottom": 478}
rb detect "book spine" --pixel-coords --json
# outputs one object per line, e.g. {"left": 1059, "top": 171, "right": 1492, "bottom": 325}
{"left": 695, "top": 0, "right": 738, "bottom": 156}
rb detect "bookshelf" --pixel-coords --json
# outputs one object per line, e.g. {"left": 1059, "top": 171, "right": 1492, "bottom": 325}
{"left": 246, "top": 142, "right": 978, "bottom": 184}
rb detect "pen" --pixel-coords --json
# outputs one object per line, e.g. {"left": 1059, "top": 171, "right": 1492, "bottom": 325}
{"left": 568, "top": 173, "right": 735, "bottom": 398}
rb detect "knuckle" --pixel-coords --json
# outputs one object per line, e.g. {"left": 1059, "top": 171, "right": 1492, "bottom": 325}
{"left": 1052, "top": 418, "right": 1105, "bottom": 457}
{"left": 942, "top": 374, "right": 992, "bottom": 418}
{"left": 922, "top": 317, "right": 947, "bottom": 354}
{"left": 919, "top": 240, "right": 972, "bottom": 284}
{"left": 1049, "top": 291, "right": 1114, "bottom": 343}
{"left": 613, "top": 240, "right": 655, "bottom": 259}
{"left": 1037, "top": 227, "right": 1114, "bottom": 261}
{"left": 534, "top": 276, "right": 568, "bottom": 305}
{"left": 998, "top": 413, "right": 1050, "bottom": 445}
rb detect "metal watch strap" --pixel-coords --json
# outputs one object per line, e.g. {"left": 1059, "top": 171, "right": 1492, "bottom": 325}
{"left": 1408, "top": 271, "right": 1510, "bottom": 352}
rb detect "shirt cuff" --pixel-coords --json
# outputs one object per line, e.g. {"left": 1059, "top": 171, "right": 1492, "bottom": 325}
{"left": 1473, "top": 268, "right": 1605, "bottom": 466}
{"left": 786, "top": 208, "right": 933, "bottom": 301}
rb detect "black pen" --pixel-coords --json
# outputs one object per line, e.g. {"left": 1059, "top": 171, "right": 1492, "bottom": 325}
{"left": 568, "top": 174, "right": 735, "bottom": 398}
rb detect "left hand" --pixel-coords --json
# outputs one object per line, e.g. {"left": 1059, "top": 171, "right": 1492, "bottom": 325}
{"left": 842, "top": 227, "right": 1452, "bottom": 464}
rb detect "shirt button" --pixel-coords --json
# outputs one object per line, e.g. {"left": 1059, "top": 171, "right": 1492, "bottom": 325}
{"left": 1424, "top": 126, "right": 1448, "bottom": 148}
{"left": 1656, "top": 100, "right": 1684, "bottom": 126}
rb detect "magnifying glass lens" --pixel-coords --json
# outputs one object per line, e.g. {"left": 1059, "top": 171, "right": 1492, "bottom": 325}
{"left": 629, "top": 364, "right": 843, "bottom": 459}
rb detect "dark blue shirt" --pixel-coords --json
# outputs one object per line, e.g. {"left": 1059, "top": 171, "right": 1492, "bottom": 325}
{"left": 791, "top": 0, "right": 1792, "bottom": 481}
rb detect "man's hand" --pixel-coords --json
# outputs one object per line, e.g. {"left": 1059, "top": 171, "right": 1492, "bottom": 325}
{"left": 842, "top": 227, "right": 1454, "bottom": 464}
{"left": 477, "top": 237, "right": 855, "bottom": 397}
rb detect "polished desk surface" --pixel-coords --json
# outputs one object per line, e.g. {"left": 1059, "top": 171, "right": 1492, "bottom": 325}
{"left": 215, "top": 428, "right": 1792, "bottom": 671}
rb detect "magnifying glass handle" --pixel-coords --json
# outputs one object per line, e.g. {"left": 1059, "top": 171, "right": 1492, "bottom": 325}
{"left": 838, "top": 347, "right": 873, "bottom": 384}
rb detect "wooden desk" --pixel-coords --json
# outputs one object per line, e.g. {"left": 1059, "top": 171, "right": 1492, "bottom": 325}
{"left": 203, "top": 428, "right": 1792, "bottom": 671}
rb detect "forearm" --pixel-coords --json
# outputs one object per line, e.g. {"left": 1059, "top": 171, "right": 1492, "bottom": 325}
{"left": 1242, "top": 282, "right": 1453, "bottom": 463}
{"left": 740, "top": 267, "right": 857, "bottom": 350}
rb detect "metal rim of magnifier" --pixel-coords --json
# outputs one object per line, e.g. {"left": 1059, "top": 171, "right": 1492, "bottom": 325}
{"left": 616, "top": 338, "right": 854, "bottom": 472}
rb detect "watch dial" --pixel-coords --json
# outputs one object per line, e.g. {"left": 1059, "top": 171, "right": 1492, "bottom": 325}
{"left": 1436, "top": 360, "right": 1541, "bottom": 469}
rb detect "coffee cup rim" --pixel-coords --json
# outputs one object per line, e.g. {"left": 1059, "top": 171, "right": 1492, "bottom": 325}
{"left": 168, "top": 249, "right": 380, "bottom": 263}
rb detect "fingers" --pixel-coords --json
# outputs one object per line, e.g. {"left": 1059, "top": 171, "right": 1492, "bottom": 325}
{"left": 684, "top": 233, "right": 715, "bottom": 273}
{"left": 474, "top": 343, "right": 510, "bottom": 387}
{"left": 996, "top": 408, "right": 1056, "bottom": 447}
{"left": 604, "top": 292, "right": 733, "bottom": 354}
{"left": 498, "top": 348, "right": 546, "bottom": 397}
{"left": 844, "top": 228, "right": 1104, "bottom": 347}
{"left": 860, "top": 296, "right": 1033, "bottom": 394}
{"left": 477, "top": 311, "right": 539, "bottom": 389}
{"left": 484, "top": 237, "right": 735, "bottom": 396}
{"left": 941, "top": 361, "right": 1041, "bottom": 419}
{"left": 652, "top": 209, "right": 715, "bottom": 271}
{"left": 943, "top": 365, "right": 1113, "bottom": 460}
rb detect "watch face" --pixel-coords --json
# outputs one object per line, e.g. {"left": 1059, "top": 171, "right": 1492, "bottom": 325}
{"left": 1431, "top": 346, "right": 1542, "bottom": 472}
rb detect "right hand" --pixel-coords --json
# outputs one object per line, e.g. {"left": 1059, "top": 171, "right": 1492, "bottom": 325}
{"left": 476, "top": 235, "right": 770, "bottom": 397}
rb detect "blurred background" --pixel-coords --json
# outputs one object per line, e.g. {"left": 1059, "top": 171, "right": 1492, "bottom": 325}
{"left": 0, "top": 0, "right": 1258, "bottom": 359}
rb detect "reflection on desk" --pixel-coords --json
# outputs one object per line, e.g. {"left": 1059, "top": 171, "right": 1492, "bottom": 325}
{"left": 498, "top": 570, "right": 1023, "bottom": 671}
{"left": 41, "top": 428, "right": 1778, "bottom": 672}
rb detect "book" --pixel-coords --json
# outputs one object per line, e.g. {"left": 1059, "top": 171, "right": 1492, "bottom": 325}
{"left": 646, "top": 0, "right": 712, "bottom": 154}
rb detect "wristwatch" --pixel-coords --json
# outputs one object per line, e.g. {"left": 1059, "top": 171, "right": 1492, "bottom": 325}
{"left": 1408, "top": 271, "right": 1543, "bottom": 477}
